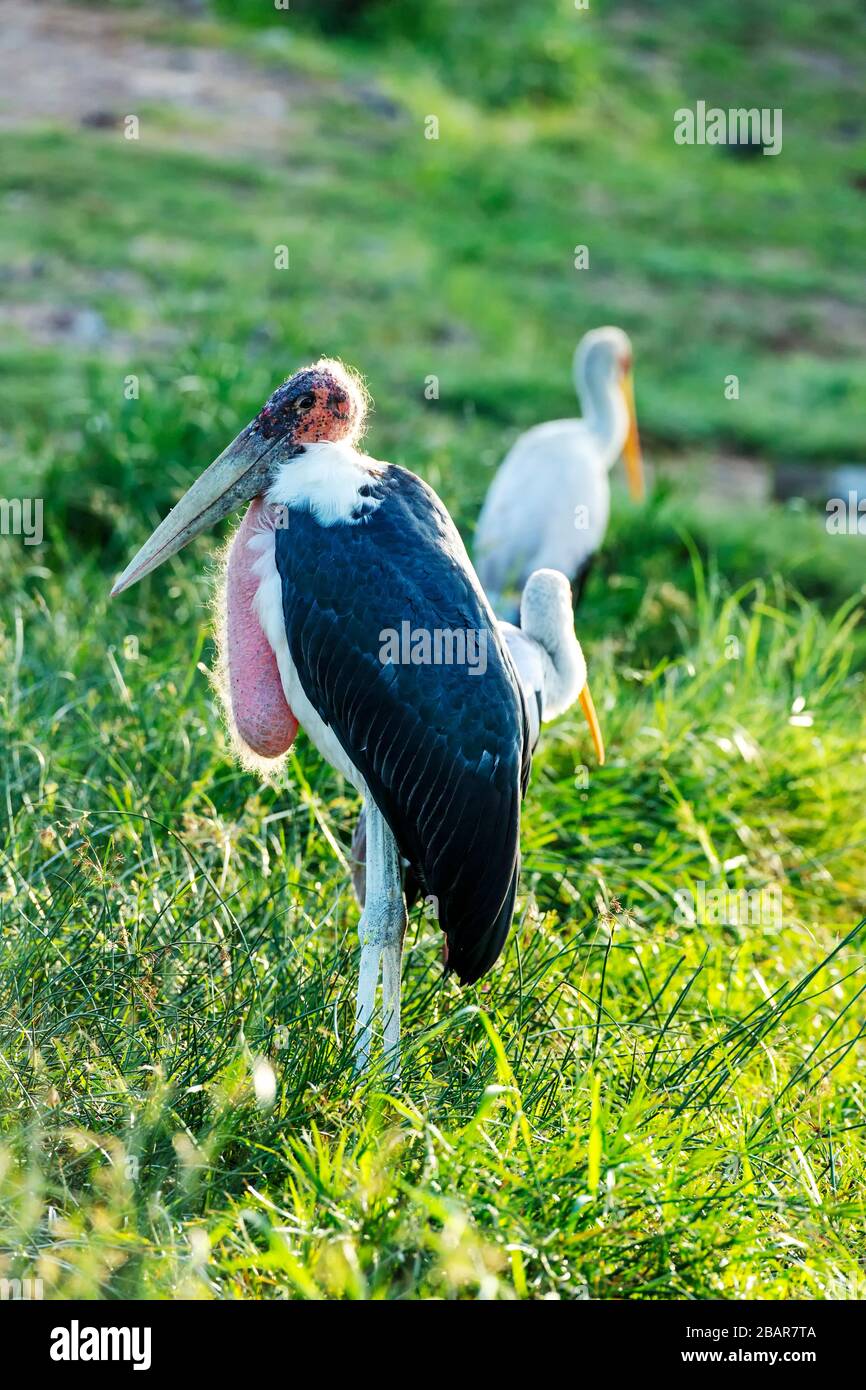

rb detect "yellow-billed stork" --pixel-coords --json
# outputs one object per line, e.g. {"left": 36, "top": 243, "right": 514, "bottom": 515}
{"left": 474, "top": 326, "right": 644, "bottom": 620}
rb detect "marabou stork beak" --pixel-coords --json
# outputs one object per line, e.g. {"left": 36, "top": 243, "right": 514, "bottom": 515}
{"left": 110, "top": 425, "right": 276, "bottom": 596}
{"left": 580, "top": 684, "right": 605, "bottom": 766}
{"left": 621, "top": 369, "right": 645, "bottom": 503}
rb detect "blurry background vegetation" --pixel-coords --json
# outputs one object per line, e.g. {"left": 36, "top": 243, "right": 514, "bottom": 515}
{"left": 0, "top": 0, "right": 865, "bottom": 1300}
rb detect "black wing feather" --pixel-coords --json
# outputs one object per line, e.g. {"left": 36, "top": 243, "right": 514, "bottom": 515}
{"left": 274, "top": 465, "right": 530, "bottom": 984}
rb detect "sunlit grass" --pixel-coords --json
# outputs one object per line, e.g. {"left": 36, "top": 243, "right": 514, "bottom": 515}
{"left": 2, "top": 535, "right": 864, "bottom": 1298}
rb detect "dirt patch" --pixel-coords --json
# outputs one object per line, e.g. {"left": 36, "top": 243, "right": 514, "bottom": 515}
{"left": 0, "top": 3, "right": 351, "bottom": 352}
{"left": 0, "top": 0, "right": 327, "bottom": 154}
{"left": 657, "top": 452, "right": 773, "bottom": 506}
{"left": 0, "top": 300, "right": 179, "bottom": 356}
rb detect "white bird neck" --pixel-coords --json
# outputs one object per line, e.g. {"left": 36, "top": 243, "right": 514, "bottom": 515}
{"left": 574, "top": 354, "right": 629, "bottom": 469}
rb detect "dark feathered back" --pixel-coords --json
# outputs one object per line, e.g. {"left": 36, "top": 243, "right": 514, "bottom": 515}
{"left": 274, "top": 464, "right": 530, "bottom": 984}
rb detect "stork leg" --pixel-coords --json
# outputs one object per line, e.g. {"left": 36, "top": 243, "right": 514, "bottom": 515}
{"left": 381, "top": 934, "right": 403, "bottom": 1071}
{"left": 353, "top": 798, "right": 406, "bottom": 1078}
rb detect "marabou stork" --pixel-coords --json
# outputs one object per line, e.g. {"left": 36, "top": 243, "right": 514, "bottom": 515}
{"left": 350, "top": 566, "right": 604, "bottom": 904}
{"left": 474, "top": 327, "right": 645, "bottom": 621}
{"left": 111, "top": 361, "right": 605, "bottom": 1076}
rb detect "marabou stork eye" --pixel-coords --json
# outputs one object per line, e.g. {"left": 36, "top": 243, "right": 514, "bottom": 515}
{"left": 297, "top": 392, "right": 316, "bottom": 411}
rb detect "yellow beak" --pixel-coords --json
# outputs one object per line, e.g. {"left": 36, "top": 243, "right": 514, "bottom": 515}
{"left": 579, "top": 684, "right": 605, "bottom": 765}
{"left": 621, "top": 370, "right": 644, "bottom": 502}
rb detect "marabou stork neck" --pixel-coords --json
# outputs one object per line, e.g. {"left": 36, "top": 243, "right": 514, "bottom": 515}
{"left": 474, "top": 326, "right": 645, "bottom": 622}
{"left": 111, "top": 360, "right": 604, "bottom": 1078}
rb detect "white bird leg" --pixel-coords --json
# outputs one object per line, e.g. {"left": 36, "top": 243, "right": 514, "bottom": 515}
{"left": 354, "top": 935, "right": 381, "bottom": 1074}
{"left": 381, "top": 932, "right": 403, "bottom": 1078}
{"left": 353, "top": 797, "right": 406, "bottom": 1078}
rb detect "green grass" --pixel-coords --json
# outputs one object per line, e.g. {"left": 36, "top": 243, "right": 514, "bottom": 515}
{"left": 1, "top": 0, "right": 865, "bottom": 1299}
{"left": 2, "top": 548, "right": 865, "bottom": 1297}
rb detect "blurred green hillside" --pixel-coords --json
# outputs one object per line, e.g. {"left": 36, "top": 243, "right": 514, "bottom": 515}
{"left": 1, "top": 0, "right": 865, "bottom": 555}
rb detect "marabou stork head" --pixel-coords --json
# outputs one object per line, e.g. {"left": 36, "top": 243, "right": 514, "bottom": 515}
{"left": 110, "top": 359, "right": 368, "bottom": 596}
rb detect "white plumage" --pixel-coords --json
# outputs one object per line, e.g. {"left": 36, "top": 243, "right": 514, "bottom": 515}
{"left": 474, "top": 326, "right": 644, "bottom": 621}
{"left": 265, "top": 440, "right": 384, "bottom": 528}
{"left": 499, "top": 568, "right": 588, "bottom": 750}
